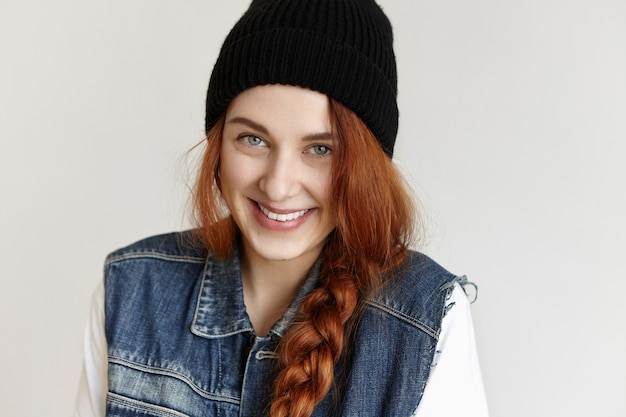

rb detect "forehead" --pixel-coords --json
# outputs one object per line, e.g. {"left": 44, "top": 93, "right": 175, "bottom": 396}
{"left": 226, "top": 85, "right": 331, "bottom": 136}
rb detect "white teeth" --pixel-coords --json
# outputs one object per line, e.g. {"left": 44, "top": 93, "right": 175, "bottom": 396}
{"left": 258, "top": 204, "right": 308, "bottom": 222}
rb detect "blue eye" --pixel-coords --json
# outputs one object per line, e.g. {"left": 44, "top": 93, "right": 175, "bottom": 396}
{"left": 242, "top": 135, "right": 265, "bottom": 146}
{"left": 309, "top": 145, "right": 332, "bottom": 156}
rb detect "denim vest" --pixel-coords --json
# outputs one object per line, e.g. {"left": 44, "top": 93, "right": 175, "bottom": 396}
{"left": 104, "top": 231, "right": 458, "bottom": 417}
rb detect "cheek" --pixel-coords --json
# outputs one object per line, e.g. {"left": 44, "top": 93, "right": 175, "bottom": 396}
{"left": 217, "top": 153, "right": 243, "bottom": 204}
{"left": 218, "top": 162, "right": 235, "bottom": 190}
{"left": 309, "top": 168, "right": 333, "bottom": 207}
{"left": 218, "top": 152, "right": 261, "bottom": 205}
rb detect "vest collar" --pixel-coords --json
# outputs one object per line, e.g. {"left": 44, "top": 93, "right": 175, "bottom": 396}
{"left": 191, "top": 246, "right": 321, "bottom": 339}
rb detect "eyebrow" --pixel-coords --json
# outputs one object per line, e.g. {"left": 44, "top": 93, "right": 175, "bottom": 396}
{"left": 226, "top": 116, "right": 333, "bottom": 142}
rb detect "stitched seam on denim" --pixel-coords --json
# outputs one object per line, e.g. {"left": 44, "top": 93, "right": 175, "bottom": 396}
{"left": 109, "top": 356, "right": 241, "bottom": 405}
{"left": 106, "top": 252, "right": 206, "bottom": 265}
{"left": 191, "top": 326, "right": 254, "bottom": 339}
{"left": 364, "top": 300, "right": 439, "bottom": 340}
{"left": 256, "top": 350, "right": 278, "bottom": 360}
{"left": 107, "top": 392, "right": 191, "bottom": 417}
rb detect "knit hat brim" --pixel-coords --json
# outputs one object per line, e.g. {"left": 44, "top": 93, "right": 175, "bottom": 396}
{"left": 205, "top": 0, "right": 398, "bottom": 157}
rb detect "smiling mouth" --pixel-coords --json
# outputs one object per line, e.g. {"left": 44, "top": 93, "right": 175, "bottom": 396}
{"left": 258, "top": 203, "right": 309, "bottom": 222}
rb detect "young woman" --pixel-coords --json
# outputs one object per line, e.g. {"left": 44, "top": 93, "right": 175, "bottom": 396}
{"left": 74, "top": 1, "right": 488, "bottom": 416}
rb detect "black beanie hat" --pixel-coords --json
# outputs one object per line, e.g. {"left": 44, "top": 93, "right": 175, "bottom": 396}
{"left": 205, "top": 0, "right": 398, "bottom": 157}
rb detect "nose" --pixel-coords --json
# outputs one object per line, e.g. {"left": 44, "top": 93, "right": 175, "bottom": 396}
{"left": 258, "top": 150, "right": 301, "bottom": 202}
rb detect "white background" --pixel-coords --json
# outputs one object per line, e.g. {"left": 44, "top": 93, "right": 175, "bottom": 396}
{"left": 1, "top": 1, "right": 624, "bottom": 416}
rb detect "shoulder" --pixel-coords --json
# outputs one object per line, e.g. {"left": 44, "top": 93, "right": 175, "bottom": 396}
{"left": 103, "top": 230, "right": 211, "bottom": 296}
{"left": 103, "top": 232, "right": 212, "bottom": 327}
{"left": 105, "top": 230, "right": 208, "bottom": 266}
{"left": 365, "top": 250, "right": 460, "bottom": 338}
{"left": 376, "top": 250, "right": 459, "bottom": 304}
{"left": 395, "top": 250, "right": 458, "bottom": 289}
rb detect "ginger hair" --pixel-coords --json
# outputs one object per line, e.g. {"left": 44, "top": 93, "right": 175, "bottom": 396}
{"left": 193, "top": 99, "right": 416, "bottom": 417}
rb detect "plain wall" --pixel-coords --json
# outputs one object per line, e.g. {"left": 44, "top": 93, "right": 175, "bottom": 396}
{"left": 1, "top": 1, "right": 624, "bottom": 416}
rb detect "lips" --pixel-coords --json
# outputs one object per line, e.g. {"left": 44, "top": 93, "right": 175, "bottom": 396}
{"left": 257, "top": 203, "right": 309, "bottom": 222}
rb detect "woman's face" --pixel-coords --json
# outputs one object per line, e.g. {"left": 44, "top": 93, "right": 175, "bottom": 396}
{"left": 219, "top": 84, "right": 335, "bottom": 269}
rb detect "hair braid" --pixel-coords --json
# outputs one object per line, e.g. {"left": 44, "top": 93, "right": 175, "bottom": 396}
{"left": 270, "top": 245, "right": 359, "bottom": 417}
